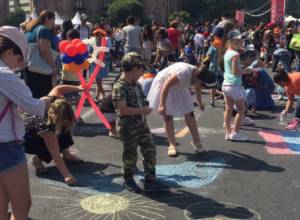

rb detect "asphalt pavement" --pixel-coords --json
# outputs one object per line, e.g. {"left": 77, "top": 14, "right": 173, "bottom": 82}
{"left": 26, "top": 70, "right": 300, "bottom": 220}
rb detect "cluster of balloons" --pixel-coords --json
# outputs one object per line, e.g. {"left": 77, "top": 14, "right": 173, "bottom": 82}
{"left": 59, "top": 39, "right": 90, "bottom": 73}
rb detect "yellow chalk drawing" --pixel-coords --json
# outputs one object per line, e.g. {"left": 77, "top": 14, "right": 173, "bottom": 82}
{"left": 34, "top": 191, "right": 166, "bottom": 220}
{"left": 80, "top": 195, "right": 129, "bottom": 215}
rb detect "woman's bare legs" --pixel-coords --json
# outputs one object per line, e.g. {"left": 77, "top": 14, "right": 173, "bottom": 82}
{"left": 184, "top": 112, "right": 201, "bottom": 145}
{"left": 0, "top": 164, "right": 31, "bottom": 220}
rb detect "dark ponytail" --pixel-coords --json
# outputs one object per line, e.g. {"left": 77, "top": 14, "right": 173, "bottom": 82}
{"left": 0, "top": 36, "right": 22, "bottom": 57}
{"left": 274, "top": 68, "right": 289, "bottom": 84}
{"left": 196, "top": 65, "right": 217, "bottom": 88}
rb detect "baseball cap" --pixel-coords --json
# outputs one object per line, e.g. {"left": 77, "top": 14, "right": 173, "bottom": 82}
{"left": 0, "top": 26, "right": 27, "bottom": 63}
{"left": 227, "top": 29, "right": 242, "bottom": 40}
{"left": 213, "top": 27, "right": 224, "bottom": 38}
{"left": 121, "top": 52, "right": 145, "bottom": 69}
{"left": 81, "top": 14, "right": 88, "bottom": 21}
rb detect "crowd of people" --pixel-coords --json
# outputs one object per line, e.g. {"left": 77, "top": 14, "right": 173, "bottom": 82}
{"left": 1, "top": 9, "right": 300, "bottom": 219}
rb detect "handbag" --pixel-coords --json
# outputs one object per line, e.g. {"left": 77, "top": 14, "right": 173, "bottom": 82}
{"left": 27, "top": 26, "right": 58, "bottom": 75}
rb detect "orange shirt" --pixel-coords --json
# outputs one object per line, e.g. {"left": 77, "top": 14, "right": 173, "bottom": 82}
{"left": 286, "top": 73, "right": 300, "bottom": 97}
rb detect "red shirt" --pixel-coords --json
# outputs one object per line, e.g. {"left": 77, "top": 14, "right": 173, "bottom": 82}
{"left": 286, "top": 73, "right": 300, "bottom": 97}
{"left": 167, "top": 28, "right": 180, "bottom": 49}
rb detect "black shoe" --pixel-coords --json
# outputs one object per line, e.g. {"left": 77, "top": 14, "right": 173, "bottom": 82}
{"left": 123, "top": 177, "right": 141, "bottom": 193}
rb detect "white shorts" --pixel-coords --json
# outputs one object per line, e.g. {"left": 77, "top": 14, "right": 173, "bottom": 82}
{"left": 222, "top": 85, "right": 245, "bottom": 101}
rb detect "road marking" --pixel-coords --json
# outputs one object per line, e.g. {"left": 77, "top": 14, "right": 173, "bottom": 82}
{"left": 259, "top": 130, "right": 300, "bottom": 155}
{"left": 80, "top": 108, "right": 95, "bottom": 121}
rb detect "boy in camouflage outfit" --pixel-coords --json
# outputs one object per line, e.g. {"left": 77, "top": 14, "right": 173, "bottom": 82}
{"left": 112, "top": 52, "right": 156, "bottom": 192}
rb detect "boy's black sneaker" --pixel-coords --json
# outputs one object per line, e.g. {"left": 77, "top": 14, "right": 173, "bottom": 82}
{"left": 143, "top": 176, "right": 166, "bottom": 192}
{"left": 123, "top": 177, "right": 141, "bottom": 193}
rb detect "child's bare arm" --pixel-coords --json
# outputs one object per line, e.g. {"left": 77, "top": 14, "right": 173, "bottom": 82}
{"left": 48, "top": 85, "right": 82, "bottom": 97}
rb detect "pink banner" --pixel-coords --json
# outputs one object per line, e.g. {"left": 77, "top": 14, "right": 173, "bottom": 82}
{"left": 235, "top": 10, "right": 245, "bottom": 25}
{"left": 271, "top": 0, "right": 285, "bottom": 24}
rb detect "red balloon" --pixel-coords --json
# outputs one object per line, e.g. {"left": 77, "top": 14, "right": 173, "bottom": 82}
{"left": 71, "top": 39, "right": 81, "bottom": 45}
{"left": 59, "top": 40, "right": 69, "bottom": 53}
{"left": 76, "top": 42, "right": 88, "bottom": 54}
{"left": 65, "top": 44, "right": 77, "bottom": 57}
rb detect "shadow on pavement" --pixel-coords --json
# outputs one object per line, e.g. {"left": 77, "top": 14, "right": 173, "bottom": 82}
{"left": 36, "top": 161, "right": 124, "bottom": 194}
{"left": 73, "top": 123, "right": 108, "bottom": 137}
{"left": 182, "top": 150, "right": 285, "bottom": 173}
{"left": 145, "top": 189, "right": 259, "bottom": 219}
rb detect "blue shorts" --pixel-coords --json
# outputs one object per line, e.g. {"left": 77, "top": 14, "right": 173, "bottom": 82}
{"left": 0, "top": 141, "right": 27, "bottom": 175}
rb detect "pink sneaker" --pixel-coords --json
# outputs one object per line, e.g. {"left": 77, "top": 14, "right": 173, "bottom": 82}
{"left": 286, "top": 119, "right": 300, "bottom": 130}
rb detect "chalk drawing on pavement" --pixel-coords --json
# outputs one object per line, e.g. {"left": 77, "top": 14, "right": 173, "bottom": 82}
{"left": 33, "top": 192, "right": 166, "bottom": 220}
{"left": 184, "top": 201, "right": 261, "bottom": 220}
{"left": 259, "top": 130, "right": 300, "bottom": 155}
{"left": 136, "top": 157, "right": 227, "bottom": 189}
{"left": 39, "top": 157, "right": 227, "bottom": 195}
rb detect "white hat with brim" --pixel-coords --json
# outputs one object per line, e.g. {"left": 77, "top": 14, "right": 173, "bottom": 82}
{"left": 0, "top": 26, "right": 28, "bottom": 67}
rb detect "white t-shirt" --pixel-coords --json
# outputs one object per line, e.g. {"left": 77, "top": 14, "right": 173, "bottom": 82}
{"left": 194, "top": 33, "right": 205, "bottom": 47}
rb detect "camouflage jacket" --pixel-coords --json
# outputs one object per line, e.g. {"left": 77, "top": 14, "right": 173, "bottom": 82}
{"left": 112, "top": 78, "right": 149, "bottom": 134}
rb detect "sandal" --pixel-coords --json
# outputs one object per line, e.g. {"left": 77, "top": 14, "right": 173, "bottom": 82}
{"left": 32, "top": 156, "right": 47, "bottom": 174}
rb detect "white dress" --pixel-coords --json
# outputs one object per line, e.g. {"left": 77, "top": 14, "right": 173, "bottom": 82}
{"left": 147, "top": 62, "right": 196, "bottom": 117}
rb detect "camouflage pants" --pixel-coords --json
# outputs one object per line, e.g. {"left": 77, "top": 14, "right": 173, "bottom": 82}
{"left": 120, "top": 125, "right": 156, "bottom": 179}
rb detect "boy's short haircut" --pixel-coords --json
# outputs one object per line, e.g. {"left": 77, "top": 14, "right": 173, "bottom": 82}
{"left": 127, "top": 15, "right": 136, "bottom": 25}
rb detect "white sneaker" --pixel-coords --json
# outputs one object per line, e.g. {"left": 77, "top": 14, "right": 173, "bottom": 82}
{"left": 225, "top": 133, "right": 230, "bottom": 140}
{"left": 241, "top": 117, "right": 254, "bottom": 126}
{"left": 229, "top": 132, "right": 249, "bottom": 141}
{"left": 168, "top": 145, "right": 177, "bottom": 157}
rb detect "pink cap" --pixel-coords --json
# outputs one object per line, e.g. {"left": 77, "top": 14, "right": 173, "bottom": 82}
{"left": 0, "top": 26, "right": 28, "bottom": 62}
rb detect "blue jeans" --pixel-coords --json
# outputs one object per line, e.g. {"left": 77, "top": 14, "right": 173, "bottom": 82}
{"left": 0, "top": 141, "right": 26, "bottom": 175}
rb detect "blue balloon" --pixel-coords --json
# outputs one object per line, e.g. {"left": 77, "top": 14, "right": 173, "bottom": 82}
{"left": 61, "top": 54, "right": 73, "bottom": 64}
{"left": 73, "top": 54, "right": 84, "bottom": 65}
{"left": 82, "top": 51, "right": 89, "bottom": 59}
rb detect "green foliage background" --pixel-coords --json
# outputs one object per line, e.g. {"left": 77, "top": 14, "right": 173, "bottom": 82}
{"left": 107, "top": 0, "right": 143, "bottom": 25}
{"left": 6, "top": 8, "right": 25, "bottom": 27}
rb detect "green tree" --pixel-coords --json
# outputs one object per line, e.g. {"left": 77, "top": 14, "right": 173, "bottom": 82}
{"left": 107, "top": 0, "right": 143, "bottom": 25}
{"left": 168, "top": 11, "right": 192, "bottom": 24}
{"left": 6, "top": 8, "right": 26, "bottom": 27}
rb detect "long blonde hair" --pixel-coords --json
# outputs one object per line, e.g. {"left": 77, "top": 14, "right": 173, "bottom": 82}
{"left": 47, "top": 98, "right": 75, "bottom": 134}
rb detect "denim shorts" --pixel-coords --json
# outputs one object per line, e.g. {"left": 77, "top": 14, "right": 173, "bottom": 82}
{"left": 0, "top": 141, "right": 27, "bottom": 175}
